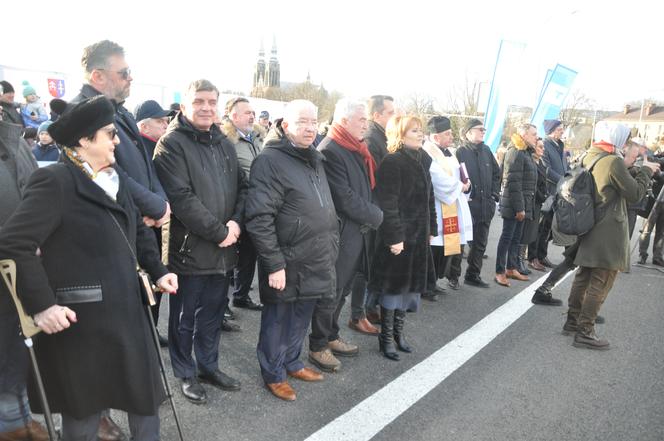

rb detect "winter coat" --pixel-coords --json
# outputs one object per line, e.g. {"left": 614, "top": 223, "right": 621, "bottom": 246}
{"left": 542, "top": 137, "right": 568, "bottom": 195}
{"left": 20, "top": 102, "right": 49, "bottom": 129}
{"left": 318, "top": 136, "right": 383, "bottom": 292}
{"left": 0, "top": 101, "right": 24, "bottom": 127}
{"left": 72, "top": 85, "right": 167, "bottom": 219}
{"left": 153, "top": 114, "right": 247, "bottom": 275}
{"left": 0, "top": 120, "right": 37, "bottom": 394}
{"left": 574, "top": 146, "right": 653, "bottom": 271}
{"left": 369, "top": 147, "right": 437, "bottom": 295}
{"left": 455, "top": 141, "right": 501, "bottom": 223}
{"left": 32, "top": 142, "right": 60, "bottom": 162}
{"left": 365, "top": 121, "right": 388, "bottom": 166}
{"left": 245, "top": 122, "right": 339, "bottom": 304}
{"left": 222, "top": 121, "right": 266, "bottom": 178}
{"left": 499, "top": 142, "right": 538, "bottom": 220}
{"left": 521, "top": 159, "right": 548, "bottom": 244}
{"left": 0, "top": 159, "right": 167, "bottom": 418}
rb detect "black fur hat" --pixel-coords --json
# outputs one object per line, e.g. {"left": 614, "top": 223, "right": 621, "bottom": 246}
{"left": 48, "top": 96, "right": 115, "bottom": 147}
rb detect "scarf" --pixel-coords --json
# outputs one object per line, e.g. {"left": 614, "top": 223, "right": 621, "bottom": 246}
{"left": 329, "top": 123, "right": 376, "bottom": 189}
{"left": 592, "top": 141, "right": 615, "bottom": 154}
{"left": 63, "top": 147, "right": 119, "bottom": 201}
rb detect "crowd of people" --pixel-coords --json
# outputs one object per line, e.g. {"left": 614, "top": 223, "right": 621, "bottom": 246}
{"left": 1, "top": 39, "right": 663, "bottom": 441}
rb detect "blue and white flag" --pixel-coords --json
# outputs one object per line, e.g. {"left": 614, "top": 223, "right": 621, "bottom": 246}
{"left": 531, "top": 64, "right": 577, "bottom": 136}
{"left": 483, "top": 40, "right": 527, "bottom": 153}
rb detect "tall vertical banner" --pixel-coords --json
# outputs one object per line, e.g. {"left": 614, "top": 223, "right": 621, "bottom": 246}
{"left": 530, "top": 64, "right": 577, "bottom": 136}
{"left": 484, "top": 40, "right": 527, "bottom": 153}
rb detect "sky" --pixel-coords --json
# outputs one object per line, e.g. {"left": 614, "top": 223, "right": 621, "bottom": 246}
{"left": 2, "top": 0, "right": 662, "bottom": 112}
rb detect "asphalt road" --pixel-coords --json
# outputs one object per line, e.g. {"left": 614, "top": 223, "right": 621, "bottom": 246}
{"left": 108, "top": 218, "right": 664, "bottom": 441}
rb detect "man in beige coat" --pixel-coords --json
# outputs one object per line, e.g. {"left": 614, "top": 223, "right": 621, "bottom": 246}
{"left": 565, "top": 123, "right": 659, "bottom": 349}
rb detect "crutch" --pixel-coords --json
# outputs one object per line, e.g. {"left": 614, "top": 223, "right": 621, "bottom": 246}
{"left": 638, "top": 181, "right": 664, "bottom": 252}
{"left": 0, "top": 259, "right": 58, "bottom": 441}
{"left": 138, "top": 272, "right": 185, "bottom": 441}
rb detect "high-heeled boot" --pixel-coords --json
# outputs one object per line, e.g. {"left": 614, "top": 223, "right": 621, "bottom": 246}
{"left": 378, "top": 307, "right": 399, "bottom": 361}
{"left": 394, "top": 310, "right": 413, "bottom": 353}
{"left": 517, "top": 244, "right": 532, "bottom": 275}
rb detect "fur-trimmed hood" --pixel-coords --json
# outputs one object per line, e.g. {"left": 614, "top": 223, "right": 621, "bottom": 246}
{"left": 221, "top": 120, "right": 266, "bottom": 145}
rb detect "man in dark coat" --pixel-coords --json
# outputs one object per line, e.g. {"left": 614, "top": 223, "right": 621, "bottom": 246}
{"left": 154, "top": 79, "right": 246, "bottom": 404}
{"left": 309, "top": 99, "right": 383, "bottom": 373}
{"left": 0, "top": 115, "right": 48, "bottom": 441}
{"left": 135, "top": 99, "right": 174, "bottom": 160}
{"left": 0, "top": 81, "right": 24, "bottom": 127}
{"left": 532, "top": 119, "right": 568, "bottom": 269}
{"left": 350, "top": 94, "right": 395, "bottom": 325}
{"left": 455, "top": 119, "right": 501, "bottom": 287}
{"left": 245, "top": 100, "right": 339, "bottom": 402}
{"left": 72, "top": 40, "right": 169, "bottom": 226}
{"left": 0, "top": 96, "right": 178, "bottom": 440}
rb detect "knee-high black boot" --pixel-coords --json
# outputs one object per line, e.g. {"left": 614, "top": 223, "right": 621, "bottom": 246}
{"left": 394, "top": 310, "right": 413, "bottom": 353}
{"left": 379, "top": 307, "right": 399, "bottom": 361}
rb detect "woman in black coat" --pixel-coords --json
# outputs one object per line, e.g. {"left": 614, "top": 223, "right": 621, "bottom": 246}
{"left": 370, "top": 115, "right": 437, "bottom": 361}
{"left": 0, "top": 97, "right": 177, "bottom": 441}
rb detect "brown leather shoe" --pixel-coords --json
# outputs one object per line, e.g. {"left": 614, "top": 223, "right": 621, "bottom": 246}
{"left": 365, "top": 310, "right": 380, "bottom": 325}
{"left": 494, "top": 273, "right": 511, "bottom": 287}
{"left": 506, "top": 269, "right": 529, "bottom": 281}
{"left": 288, "top": 367, "right": 324, "bottom": 382}
{"left": 98, "top": 414, "right": 126, "bottom": 441}
{"left": 348, "top": 318, "right": 379, "bottom": 335}
{"left": 528, "top": 259, "right": 547, "bottom": 271}
{"left": 0, "top": 420, "right": 49, "bottom": 441}
{"left": 266, "top": 381, "right": 296, "bottom": 401}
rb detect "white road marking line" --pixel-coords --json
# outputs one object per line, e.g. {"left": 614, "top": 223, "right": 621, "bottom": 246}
{"left": 305, "top": 270, "right": 574, "bottom": 441}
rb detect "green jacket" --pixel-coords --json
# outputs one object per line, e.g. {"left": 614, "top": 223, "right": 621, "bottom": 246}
{"left": 574, "top": 146, "right": 653, "bottom": 271}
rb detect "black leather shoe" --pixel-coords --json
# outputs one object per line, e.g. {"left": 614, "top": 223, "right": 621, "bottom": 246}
{"left": 464, "top": 276, "right": 490, "bottom": 288}
{"left": 158, "top": 333, "right": 168, "bottom": 348}
{"left": 637, "top": 254, "right": 648, "bottom": 265}
{"left": 653, "top": 257, "right": 664, "bottom": 267}
{"left": 421, "top": 292, "right": 438, "bottom": 302}
{"left": 198, "top": 369, "right": 241, "bottom": 391}
{"left": 221, "top": 319, "right": 241, "bottom": 332}
{"left": 540, "top": 257, "right": 555, "bottom": 268}
{"left": 224, "top": 306, "right": 235, "bottom": 320}
{"left": 181, "top": 377, "right": 207, "bottom": 404}
{"left": 531, "top": 289, "right": 563, "bottom": 306}
{"left": 232, "top": 297, "right": 263, "bottom": 310}
{"left": 447, "top": 279, "right": 460, "bottom": 290}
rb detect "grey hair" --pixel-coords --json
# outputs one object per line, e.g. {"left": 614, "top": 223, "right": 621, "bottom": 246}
{"left": 333, "top": 98, "right": 366, "bottom": 124}
{"left": 283, "top": 99, "right": 317, "bottom": 126}
{"left": 81, "top": 40, "right": 124, "bottom": 81}
{"left": 184, "top": 79, "right": 219, "bottom": 99}
{"left": 517, "top": 123, "right": 537, "bottom": 136}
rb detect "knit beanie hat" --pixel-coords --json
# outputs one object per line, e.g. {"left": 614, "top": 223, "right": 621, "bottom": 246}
{"left": 461, "top": 118, "right": 484, "bottom": 138}
{"left": 38, "top": 120, "right": 53, "bottom": 134}
{"left": 543, "top": 119, "right": 562, "bottom": 135}
{"left": 22, "top": 80, "right": 37, "bottom": 97}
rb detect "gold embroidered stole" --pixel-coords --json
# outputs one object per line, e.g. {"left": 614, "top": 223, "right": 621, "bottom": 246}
{"left": 424, "top": 144, "right": 461, "bottom": 256}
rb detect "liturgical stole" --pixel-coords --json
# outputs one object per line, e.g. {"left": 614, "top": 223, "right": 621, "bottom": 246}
{"left": 425, "top": 144, "right": 461, "bottom": 256}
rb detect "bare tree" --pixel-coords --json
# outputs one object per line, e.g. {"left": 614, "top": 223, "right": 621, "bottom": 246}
{"left": 559, "top": 89, "right": 596, "bottom": 129}
{"left": 401, "top": 92, "right": 437, "bottom": 119}
{"left": 446, "top": 75, "right": 482, "bottom": 116}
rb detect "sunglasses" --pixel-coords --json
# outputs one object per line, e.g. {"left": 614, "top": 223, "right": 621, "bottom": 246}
{"left": 99, "top": 68, "right": 131, "bottom": 80}
{"left": 104, "top": 128, "right": 118, "bottom": 139}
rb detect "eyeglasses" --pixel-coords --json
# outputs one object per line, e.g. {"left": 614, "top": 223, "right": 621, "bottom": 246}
{"left": 99, "top": 68, "right": 131, "bottom": 80}
{"left": 104, "top": 128, "right": 118, "bottom": 139}
{"left": 472, "top": 127, "right": 487, "bottom": 132}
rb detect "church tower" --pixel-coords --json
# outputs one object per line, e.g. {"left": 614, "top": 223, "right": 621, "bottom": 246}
{"left": 253, "top": 40, "right": 266, "bottom": 90}
{"left": 265, "top": 35, "right": 280, "bottom": 88}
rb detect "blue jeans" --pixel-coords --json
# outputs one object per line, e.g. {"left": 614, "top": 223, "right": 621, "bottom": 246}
{"left": 0, "top": 389, "right": 30, "bottom": 433}
{"left": 496, "top": 217, "right": 525, "bottom": 274}
{"left": 168, "top": 274, "right": 231, "bottom": 378}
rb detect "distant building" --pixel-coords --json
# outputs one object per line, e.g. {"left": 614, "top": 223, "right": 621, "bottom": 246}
{"left": 602, "top": 102, "right": 664, "bottom": 145}
{"left": 251, "top": 37, "right": 280, "bottom": 98}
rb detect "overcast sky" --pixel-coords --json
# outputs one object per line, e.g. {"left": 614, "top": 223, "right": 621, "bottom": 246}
{"left": 3, "top": 0, "right": 661, "bottom": 111}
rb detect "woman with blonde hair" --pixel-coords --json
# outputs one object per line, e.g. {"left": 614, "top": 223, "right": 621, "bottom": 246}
{"left": 369, "top": 115, "right": 437, "bottom": 361}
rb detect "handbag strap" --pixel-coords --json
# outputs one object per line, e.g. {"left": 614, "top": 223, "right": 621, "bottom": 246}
{"left": 106, "top": 209, "right": 139, "bottom": 270}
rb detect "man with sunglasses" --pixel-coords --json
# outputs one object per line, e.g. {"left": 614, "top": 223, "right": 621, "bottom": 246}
{"left": 72, "top": 40, "right": 170, "bottom": 230}
{"left": 455, "top": 119, "right": 501, "bottom": 288}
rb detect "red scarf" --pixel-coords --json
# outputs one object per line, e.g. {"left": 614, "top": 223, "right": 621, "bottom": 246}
{"left": 592, "top": 141, "right": 615, "bottom": 153}
{"left": 329, "top": 123, "right": 376, "bottom": 189}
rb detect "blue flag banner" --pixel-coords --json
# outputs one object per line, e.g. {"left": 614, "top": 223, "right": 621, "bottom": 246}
{"left": 531, "top": 64, "right": 577, "bottom": 137}
{"left": 537, "top": 69, "right": 553, "bottom": 105}
{"left": 484, "top": 40, "right": 527, "bottom": 153}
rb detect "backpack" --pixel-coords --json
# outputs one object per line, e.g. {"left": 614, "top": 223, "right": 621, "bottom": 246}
{"left": 554, "top": 152, "right": 609, "bottom": 236}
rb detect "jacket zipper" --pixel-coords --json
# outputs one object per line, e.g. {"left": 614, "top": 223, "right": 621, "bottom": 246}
{"left": 310, "top": 173, "right": 324, "bottom": 208}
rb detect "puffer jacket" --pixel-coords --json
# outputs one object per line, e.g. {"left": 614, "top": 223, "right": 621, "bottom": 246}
{"left": 245, "top": 120, "right": 339, "bottom": 304}
{"left": 499, "top": 138, "right": 538, "bottom": 220}
{"left": 153, "top": 113, "right": 247, "bottom": 275}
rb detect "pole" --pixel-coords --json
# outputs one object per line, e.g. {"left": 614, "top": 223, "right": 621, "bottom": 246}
{"left": 0, "top": 260, "right": 57, "bottom": 441}
{"left": 139, "top": 273, "right": 185, "bottom": 441}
